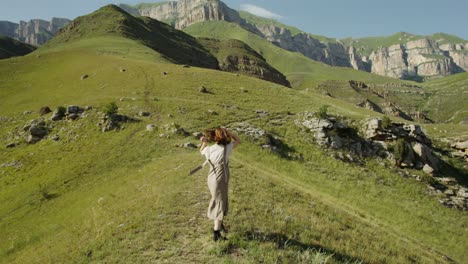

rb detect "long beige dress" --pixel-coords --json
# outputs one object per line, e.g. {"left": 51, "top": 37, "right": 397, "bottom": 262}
{"left": 203, "top": 143, "right": 233, "bottom": 220}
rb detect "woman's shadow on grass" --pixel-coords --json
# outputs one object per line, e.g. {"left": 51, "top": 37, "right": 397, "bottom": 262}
{"left": 243, "top": 230, "right": 367, "bottom": 264}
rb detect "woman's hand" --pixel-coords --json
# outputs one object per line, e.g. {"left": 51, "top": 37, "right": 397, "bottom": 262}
{"left": 200, "top": 136, "right": 207, "bottom": 153}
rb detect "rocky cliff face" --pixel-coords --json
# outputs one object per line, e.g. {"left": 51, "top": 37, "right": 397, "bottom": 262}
{"left": 370, "top": 39, "right": 465, "bottom": 80}
{"left": 124, "top": 0, "right": 467, "bottom": 80}
{"left": 0, "top": 18, "right": 70, "bottom": 46}
{"left": 120, "top": 0, "right": 242, "bottom": 30}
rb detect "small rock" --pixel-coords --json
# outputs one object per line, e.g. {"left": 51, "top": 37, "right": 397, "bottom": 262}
{"left": 146, "top": 124, "right": 156, "bottom": 131}
{"left": 199, "top": 86, "right": 208, "bottom": 93}
{"left": 444, "top": 189, "right": 455, "bottom": 196}
{"left": 81, "top": 74, "right": 89, "bottom": 80}
{"left": 67, "top": 113, "right": 80, "bottom": 120}
{"left": 50, "top": 134, "right": 60, "bottom": 141}
{"left": 84, "top": 106, "right": 93, "bottom": 111}
{"left": 39, "top": 106, "right": 52, "bottom": 116}
{"left": 6, "top": 142, "right": 16, "bottom": 148}
{"left": 139, "top": 111, "right": 150, "bottom": 117}
{"left": 240, "top": 87, "right": 248, "bottom": 93}
{"left": 422, "top": 164, "right": 434, "bottom": 175}
{"left": 98, "top": 197, "right": 105, "bottom": 203}
{"left": 458, "top": 188, "right": 468, "bottom": 198}
{"left": 26, "top": 135, "right": 41, "bottom": 144}
{"left": 161, "top": 72, "right": 168, "bottom": 75}
{"left": 207, "top": 109, "right": 217, "bottom": 115}
{"left": 67, "top": 105, "right": 82, "bottom": 114}
{"left": 120, "top": 68, "right": 126, "bottom": 72}
{"left": 29, "top": 125, "right": 48, "bottom": 138}
{"left": 192, "top": 132, "right": 203, "bottom": 138}
{"left": 183, "top": 142, "right": 197, "bottom": 148}
{"left": 23, "top": 111, "right": 33, "bottom": 115}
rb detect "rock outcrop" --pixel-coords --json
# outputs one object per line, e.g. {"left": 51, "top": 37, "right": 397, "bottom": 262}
{"left": 120, "top": 0, "right": 242, "bottom": 30}
{"left": 0, "top": 18, "right": 71, "bottom": 46}
{"left": 369, "top": 39, "right": 465, "bottom": 80}
{"left": 122, "top": 1, "right": 467, "bottom": 80}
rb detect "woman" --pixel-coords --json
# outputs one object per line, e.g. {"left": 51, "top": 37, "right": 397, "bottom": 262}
{"left": 200, "top": 127, "right": 241, "bottom": 241}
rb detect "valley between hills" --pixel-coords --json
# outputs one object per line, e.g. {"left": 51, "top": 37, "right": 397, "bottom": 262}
{"left": 0, "top": 1, "right": 467, "bottom": 263}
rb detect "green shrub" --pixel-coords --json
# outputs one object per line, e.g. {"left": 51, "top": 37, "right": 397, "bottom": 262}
{"left": 103, "top": 102, "right": 118, "bottom": 117}
{"left": 394, "top": 139, "right": 407, "bottom": 164}
{"left": 56, "top": 106, "right": 66, "bottom": 117}
{"left": 315, "top": 105, "right": 329, "bottom": 119}
{"left": 382, "top": 116, "right": 391, "bottom": 129}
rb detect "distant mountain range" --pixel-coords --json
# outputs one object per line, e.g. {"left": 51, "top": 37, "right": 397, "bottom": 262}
{"left": 0, "top": 0, "right": 466, "bottom": 81}
{"left": 0, "top": 18, "right": 70, "bottom": 46}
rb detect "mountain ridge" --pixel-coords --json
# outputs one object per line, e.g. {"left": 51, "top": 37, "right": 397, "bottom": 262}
{"left": 121, "top": 0, "right": 467, "bottom": 81}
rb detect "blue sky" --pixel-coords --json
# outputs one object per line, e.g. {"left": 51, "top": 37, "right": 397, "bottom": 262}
{"left": 1, "top": 0, "right": 467, "bottom": 40}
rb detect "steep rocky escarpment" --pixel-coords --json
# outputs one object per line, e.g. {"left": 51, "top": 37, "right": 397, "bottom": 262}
{"left": 370, "top": 39, "right": 465, "bottom": 80}
{"left": 120, "top": 0, "right": 242, "bottom": 30}
{"left": 198, "top": 38, "right": 291, "bottom": 87}
{"left": 123, "top": 0, "right": 466, "bottom": 80}
{"left": 0, "top": 18, "right": 70, "bottom": 46}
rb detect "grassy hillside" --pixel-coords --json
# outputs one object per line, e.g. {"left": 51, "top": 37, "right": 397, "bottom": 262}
{"left": 422, "top": 72, "right": 468, "bottom": 124}
{"left": 40, "top": 5, "right": 218, "bottom": 69}
{"left": 197, "top": 37, "right": 290, "bottom": 86}
{"left": 0, "top": 36, "right": 36, "bottom": 59}
{"left": 1, "top": 43, "right": 467, "bottom": 263}
{"left": 184, "top": 21, "right": 412, "bottom": 89}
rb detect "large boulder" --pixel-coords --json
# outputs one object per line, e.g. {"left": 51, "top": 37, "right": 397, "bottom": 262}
{"left": 413, "top": 142, "right": 439, "bottom": 171}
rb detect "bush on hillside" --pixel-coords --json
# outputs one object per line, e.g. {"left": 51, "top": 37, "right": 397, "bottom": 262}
{"left": 103, "top": 102, "right": 118, "bottom": 117}
{"left": 382, "top": 116, "right": 392, "bottom": 129}
{"left": 315, "top": 105, "right": 329, "bottom": 119}
{"left": 393, "top": 138, "right": 407, "bottom": 166}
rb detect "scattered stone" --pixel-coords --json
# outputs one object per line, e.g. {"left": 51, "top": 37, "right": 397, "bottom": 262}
{"left": 39, "top": 106, "right": 52, "bottom": 115}
{"left": 50, "top": 134, "right": 60, "bottom": 141}
{"left": 146, "top": 124, "right": 156, "bottom": 131}
{"left": 183, "top": 142, "right": 197, "bottom": 148}
{"left": 84, "top": 106, "right": 93, "bottom": 111}
{"left": 23, "top": 111, "right": 33, "bottom": 115}
{"left": 6, "top": 142, "right": 16, "bottom": 148}
{"left": 192, "top": 132, "right": 203, "bottom": 138}
{"left": 26, "top": 135, "right": 41, "bottom": 144}
{"left": 67, "top": 105, "right": 83, "bottom": 114}
{"left": 422, "top": 164, "right": 434, "bottom": 175}
{"left": 29, "top": 124, "right": 48, "bottom": 138}
{"left": 207, "top": 109, "right": 217, "bottom": 115}
{"left": 199, "top": 86, "right": 208, "bottom": 93}
{"left": 139, "top": 111, "right": 150, "bottom": 117}
{"left": 98, "top": 197, "right": 105, "bottom": 203}
{"left": 254, "top": 110, "right": 268, "bottom": 116}
{"left": 444, "top": 189, "right": 455, "bottom": 196}
{"left": 240, "top": 87, "right": 248, "bottom": 93}
{"left": 81, "top": 74, "right": 89, "bottom": 80}
{"left": 458, "top": 188, "right": 468, "bottom": 198}
{"left": 120, "top": 68, "right": 126, "bottom": 72}
{"left": 161, "top": 72, "right": 168, "bottom": 75}
{"left": 67, "top": 113, "right": 80, "bottom": 120}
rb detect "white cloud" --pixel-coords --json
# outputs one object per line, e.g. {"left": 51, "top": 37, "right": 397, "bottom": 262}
{"left": 240, "top": 4, "right": 283, "bottom": 20}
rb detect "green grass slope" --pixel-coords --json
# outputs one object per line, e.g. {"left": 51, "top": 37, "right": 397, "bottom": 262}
{"left": 40, "top": 4, "right": 218, "bottom": 69}
{"left": 183, "top": 21, "right": 412, "bottom": 89}
{"left": 0, "top": 36, "right": 36, "bottom": 59}
{"left": 0, "top": 44, "right": 467, "bottom": 263}
{"left": 198, "top": 37, "right": 290, "bottom": 87}
{"left": 422, "top": 72, "right": 468, "bottom": 123}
